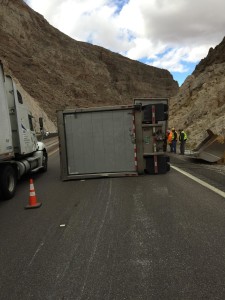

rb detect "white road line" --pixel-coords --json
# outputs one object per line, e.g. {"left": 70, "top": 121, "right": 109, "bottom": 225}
{"left": 170, "top": 164, "right": 225, "bottom": 199}
{"left": 48, "top": 148, "right": 59, "bottom": 156}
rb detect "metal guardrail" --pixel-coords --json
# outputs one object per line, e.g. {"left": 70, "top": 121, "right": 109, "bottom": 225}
{"left": 37, "top": 132, "right": 58, "bottom": 141}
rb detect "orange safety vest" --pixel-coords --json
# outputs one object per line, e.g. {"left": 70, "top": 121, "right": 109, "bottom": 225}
{"left": 167, "top": 131, "right": 172, "bottom": 144}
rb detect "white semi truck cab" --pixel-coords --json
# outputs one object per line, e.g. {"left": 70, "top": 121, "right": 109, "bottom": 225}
{"left": 0, "top": 62, "right": 48, "bottom": 199}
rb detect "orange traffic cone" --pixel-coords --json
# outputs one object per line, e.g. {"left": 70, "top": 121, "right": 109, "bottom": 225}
{"left": 25, "top": 178, "right": 42, "bottom": 209}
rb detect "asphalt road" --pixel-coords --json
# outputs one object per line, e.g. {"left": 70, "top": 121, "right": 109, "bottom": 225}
{"left": 169, "top": 153, "right": 225, "bottom": 193}
{"left": 0, "top": 151, "right": 225, "bottom": 299}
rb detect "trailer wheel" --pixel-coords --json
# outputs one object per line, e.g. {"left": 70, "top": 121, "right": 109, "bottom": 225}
{"left": 41, "top": 150, "right": 48, "bottom": 172}
{"left": 0, "top": 165, "right": 17, "bottom": 200}
{"left": 166, "top": 163, "right": 170, "bottom": 172}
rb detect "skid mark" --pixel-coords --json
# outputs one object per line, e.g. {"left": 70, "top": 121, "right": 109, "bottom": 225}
{"left": 78, "top": 179, "right": 113, "bottom": 300}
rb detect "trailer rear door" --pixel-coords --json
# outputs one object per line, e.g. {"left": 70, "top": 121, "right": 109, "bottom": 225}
{"left": 58, "top": 106, "right": 137, "bottom": 180}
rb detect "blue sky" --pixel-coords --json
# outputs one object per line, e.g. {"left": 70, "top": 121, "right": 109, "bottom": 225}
{"left": 25, "top": 0, "right": 225, "bottom": 86}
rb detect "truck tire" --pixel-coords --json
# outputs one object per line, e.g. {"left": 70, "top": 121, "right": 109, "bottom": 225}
{"left": 41, "top": 150, "right": 48, "bottom": 172}
{"left": 0, "top": 165, "right": 17, "bottom": 200}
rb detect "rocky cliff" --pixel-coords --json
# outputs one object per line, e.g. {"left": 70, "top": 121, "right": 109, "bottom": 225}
{"left": 169, "top": 37, "right": 225, "bottom": 148}
{"left": 0, "top": 0, "right": 178, "bottom": 130}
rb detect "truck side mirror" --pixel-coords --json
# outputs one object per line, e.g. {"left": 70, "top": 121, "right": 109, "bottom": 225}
{"left": 39, "top": 117, "right": 43, "bottom": 131}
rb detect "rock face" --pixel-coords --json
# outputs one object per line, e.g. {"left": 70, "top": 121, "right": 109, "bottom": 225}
{"left": 0, "top": 0, "right": 178, "bottom": 129}
{"left": 169, "top": 37, "right": 225, "bottom": 148}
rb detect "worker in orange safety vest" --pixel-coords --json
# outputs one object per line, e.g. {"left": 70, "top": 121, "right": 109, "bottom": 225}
{"left": 167, "top": 129, "right": 173, "bottom": 152}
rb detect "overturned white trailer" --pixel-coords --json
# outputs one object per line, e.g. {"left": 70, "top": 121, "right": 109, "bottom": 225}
{"left": 57, "top": 98, "right": 170, "bottom": 181}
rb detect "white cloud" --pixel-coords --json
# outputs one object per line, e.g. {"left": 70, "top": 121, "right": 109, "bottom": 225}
{"left": 151, "top": 48, "right": 190, "bottom": 72}
{"left": 25, "top": 0, "right": 225, "bottom": 84}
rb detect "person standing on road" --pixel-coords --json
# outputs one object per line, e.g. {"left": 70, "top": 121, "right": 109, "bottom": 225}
{"left": 179, "top": 129, "right": 187, "bottom": 155}
{"left": 171, "top": 128, "right": 178, "bottom": 153}
{"left": 167, "top": 129, "right": 173, "bottom": 152}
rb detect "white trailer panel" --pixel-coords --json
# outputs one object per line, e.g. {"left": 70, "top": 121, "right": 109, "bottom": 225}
{"left": 0, "top": 64, "right": 13, "bottom": 159}
{"left": 5, "top": 76, "right": 37, "bottom": 155}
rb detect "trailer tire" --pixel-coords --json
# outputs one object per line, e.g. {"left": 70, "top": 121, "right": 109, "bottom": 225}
{"left": 166, "top": 163, "right": 170, "bottom": 172}
{"left": 0, "top": 165, "right": 17, "bottom": 200}
{"left": 41, "top": 150, "right": 48, "bottom": 172}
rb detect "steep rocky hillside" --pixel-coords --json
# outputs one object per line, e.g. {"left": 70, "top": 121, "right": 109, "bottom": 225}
{"left": 0, "top": 0, "right": 178, "bottom": 129}
{"left": 169, "top": 37, "right": 225, "bottom": 148}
